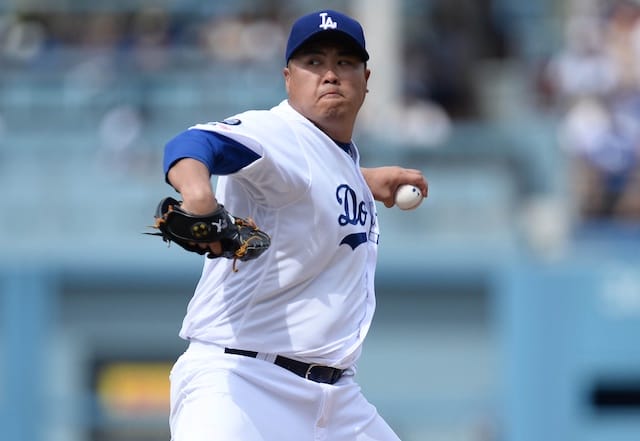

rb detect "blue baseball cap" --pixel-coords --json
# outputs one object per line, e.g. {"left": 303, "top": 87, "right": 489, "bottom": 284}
{"left": 285, "top": 10, "right": 369, "bottom": 64}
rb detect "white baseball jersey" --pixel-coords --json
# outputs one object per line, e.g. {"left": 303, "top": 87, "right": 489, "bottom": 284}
{"left": 178, "top": 100, "right": 380, "bottom": 369}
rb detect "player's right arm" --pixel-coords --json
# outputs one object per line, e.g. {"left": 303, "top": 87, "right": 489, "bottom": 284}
{"left": 164, "top": 128, "right": 261, "bottom": 213}
{"left": 163, "top": 128, "right": 262, "bottom": 254}
{"left": 167, "top": 158, "right": 218, "bottom": 214}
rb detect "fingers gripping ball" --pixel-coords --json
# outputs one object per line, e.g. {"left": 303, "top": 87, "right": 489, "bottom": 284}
{"left": 147, "top": 197, "right": 271, "bottom": 271}
{"left": 395, "top": 184, "right": 424, "bottom": 210}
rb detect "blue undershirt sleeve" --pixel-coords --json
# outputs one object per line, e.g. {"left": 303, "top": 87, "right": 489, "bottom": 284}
{"left": 163, "top": 129, "right": 261, "bottom": 183}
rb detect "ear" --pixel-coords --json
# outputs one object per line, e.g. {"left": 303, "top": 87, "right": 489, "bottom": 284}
{"left": 283, "top": 66, "right": 291, "bottom": 95}
{"left": 364, "top": 68, "right": 371, "bottom": 92}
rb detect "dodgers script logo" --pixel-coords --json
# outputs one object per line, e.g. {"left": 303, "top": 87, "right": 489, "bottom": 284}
{"left": 336, "top": 184, "right": 377, "bottom": 249}
{"left": 319, "top": 12, "right": 338, "bottom": 30}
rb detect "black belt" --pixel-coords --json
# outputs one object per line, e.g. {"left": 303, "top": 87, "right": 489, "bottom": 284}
{"left": 224, "top": 348, "right": 344, "bottom": 385}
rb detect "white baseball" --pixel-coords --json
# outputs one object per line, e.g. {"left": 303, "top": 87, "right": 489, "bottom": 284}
{"left": 394, "top": 184, "right": 423, "bottom": 210}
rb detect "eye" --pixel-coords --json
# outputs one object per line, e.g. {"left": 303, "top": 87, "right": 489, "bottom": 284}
{"left": 302, "top": 56, "right": 321, "bottom": 66}
{"left": 338, "top": 56, "right": 361, "bottom": 67}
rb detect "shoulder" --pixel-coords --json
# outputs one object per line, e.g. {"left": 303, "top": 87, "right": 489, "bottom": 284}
{"left": 192, "top": 107, "right": 289, "bottom": 139}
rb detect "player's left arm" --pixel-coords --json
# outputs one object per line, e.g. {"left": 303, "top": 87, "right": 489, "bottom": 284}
{"left": 361, "top": 166, "right": 428, "bottom": 208}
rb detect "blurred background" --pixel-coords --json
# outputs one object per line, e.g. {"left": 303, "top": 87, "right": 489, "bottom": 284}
{"left": 1, "top": 0, "right": 639, "bottom": 440}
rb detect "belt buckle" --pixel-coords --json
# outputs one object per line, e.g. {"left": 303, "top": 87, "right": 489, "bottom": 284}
{"left": 305, "top": 363, "right": 322, "bottom": 380}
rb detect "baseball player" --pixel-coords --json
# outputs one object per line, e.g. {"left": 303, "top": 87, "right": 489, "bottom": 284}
{"left": 157, "top": 9, "right": 428, "bottom": 441}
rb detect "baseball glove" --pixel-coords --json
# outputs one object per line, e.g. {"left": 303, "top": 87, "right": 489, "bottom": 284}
{"left": 147, "top": 197, "right": 271, "bottom": 271}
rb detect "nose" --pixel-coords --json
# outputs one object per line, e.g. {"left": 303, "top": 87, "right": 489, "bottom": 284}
{"left": 322, "top": 67, "right": 339, "bottom": 84}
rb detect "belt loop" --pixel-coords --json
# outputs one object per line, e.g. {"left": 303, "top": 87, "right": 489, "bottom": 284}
{"left": 255, "top": 352, "right": 278, "bottom": 363}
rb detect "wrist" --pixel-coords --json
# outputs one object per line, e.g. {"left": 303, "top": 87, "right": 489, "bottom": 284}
{"left": 180, "top": 193, "right": 218, "bottom": 215}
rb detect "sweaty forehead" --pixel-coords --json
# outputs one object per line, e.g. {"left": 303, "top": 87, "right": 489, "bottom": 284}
{"left": 290, "top": 32, "right": 364, "bottom": 59}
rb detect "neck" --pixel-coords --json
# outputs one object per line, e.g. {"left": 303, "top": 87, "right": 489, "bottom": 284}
{"left": 314, "top": 121, "right": 353, "bottom": 143}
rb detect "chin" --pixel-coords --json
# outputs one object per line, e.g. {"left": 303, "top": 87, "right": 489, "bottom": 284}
{"left": 319, "top": 102, "right": 349, "bottom": 119}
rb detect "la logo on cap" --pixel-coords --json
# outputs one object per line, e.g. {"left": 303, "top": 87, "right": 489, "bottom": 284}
{"left": 319, "top": 12, "right": 338, "bottom": 30}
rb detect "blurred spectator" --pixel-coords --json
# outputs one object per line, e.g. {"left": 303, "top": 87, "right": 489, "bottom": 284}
{"left": 0, "top": 14, "right": 47, "bottom": 63}
{"left": 97, "top": 103, "right": 157, "bottom": 175}
{"left": 402, "top": 0, "right": 509, "bottom": 120}
{"left": 98, "top": 104, "right": 144, "bottom": 155}
{"left": 82, "top": 12, "right": 127, "bottom": 51}
{"left": 548, "top": 0, "right": 640, "bottom": 222}
{"left": 396, "top": 98, "right": 452, "bottom": 147}
{"left": 128, "top": 7, "right": 172, "bottom": 72}
{"left": 61, "top": 12, "right": 125, "bottom": 105}
{"left": 604, "top": 0, "right": 640, "bottom": 92}
{"left": 560, "top": 96, "right": 640, "bottom": 219}
{"left": 198, "top": 12, "right": 285, "bottom": 63}
{"left": 361, "top": 97, "right": 452, "bottom": 149}
{"left": 546, "top": 16, "right": 617, "bottom": 99}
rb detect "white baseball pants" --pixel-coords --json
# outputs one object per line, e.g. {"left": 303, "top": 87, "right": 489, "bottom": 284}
{"left": 169, "top": 341, "right": 401, "bottom": 441}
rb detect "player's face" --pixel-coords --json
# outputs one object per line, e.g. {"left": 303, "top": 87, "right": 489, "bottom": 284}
{"left": 284, "top": 36, "right": 370, "bottom": 141}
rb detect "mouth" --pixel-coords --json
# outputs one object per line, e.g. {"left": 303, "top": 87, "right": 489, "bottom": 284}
{"left": 319, "top": 90, "right": 343, "bottom": 99}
